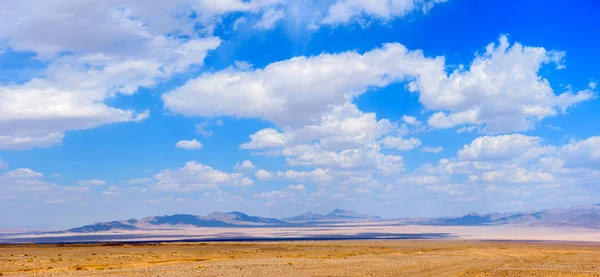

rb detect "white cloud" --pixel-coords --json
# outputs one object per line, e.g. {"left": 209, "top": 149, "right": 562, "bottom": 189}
{"left": 480, "top": 168, "right": 554, "bottom": 183}
{"left": 287, "top": 184, "right": 306, "bottom": 191}
{"left": 402, "top": 115, "right": 422, "bottom": 126}
{"left": 254, "top": 9, "right": 285, "bottom": 30}
{"left": 421, "top": 146, "right": 443, "bottom": 153}
{"left": 163, "top": 43, "right": 442, "bottom": 127}
{"left": 402, "top": 133, "right": 600, "bottom": 207}
{"left": 240, "top": 103, "right": 396, "bottom": 152}
{"left": 320, "top": 0, "right": 446, "bottom": 26}
{"left": 238, "top": 177, "right": 255, "bottom": 187}
{"left": 0, "top": 36, "right": 216, "bottom": 149}
{"left": 165, "top": 36, "right": 593, "bottom": 138}
{"left": 234, "top": 160, "right": 256, "bottom": 171}
{"left": 255, "top": 169, "right": 275, "bottom": 181}
{"left": 457, "top": 134, "right": 550, "bottom": 162}
{"left": 559, "top": 136, "right": 600, "bottom": 167}
{"left": 0, "top": 1, "right": 230, "bottom": 150}
{"left": 0, "top": 168, "right": 55, "bottom": 199}
{"left": 395, "top": 175, "right": 442, "bottom": 186}
{"left": 125, "top": 178, "right": 154, "bottom": 185}
{"left": 276, "top": 168, "right": 333, "bottom": 183}
{"left": 0, "top": 1, "right": 281, "bottom": 57}
{"left": 456, "top": 126, "right": 478, "bottom": 134}
{"left": 420, "top": 36, "right": 595, "bottom": 133}
{"left": 254, "top": 190, "right": 287, "bottom": 199}
{"left": 427, "top": 184, "right": 469, "bottom": 196}
{"left": 381, "top": 136, "right": 422, "bottom": 150}
{"left": 175, "top": 139, "right": 203, "bottom": 150}
{"left": 0, "top": 158, "right": 7, "bottom": 169}
{"left": 153, "top": 161, "right": 248, "bottom": 191}
{"left": 0, "top": 133, "right": 66, "bottom": 150}
{"left": 76, "top": 179, "right": 107, "bottom": 186}
{"left": 286, "top": 144, "right": 404, "bottom": 175}
{"left": 3, "top": 168, "right": 44, "bottom": 179}
{"left": 195, "top": 122, "right": 214, "bottom": 137}
{"left": 240, "top": 128, "right": 287, "bottom": 149}
{"left": 253, "top": 183, "right": 306, "bottom": 199}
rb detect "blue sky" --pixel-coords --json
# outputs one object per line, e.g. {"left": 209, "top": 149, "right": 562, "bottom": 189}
{"left": 1, "top": 0, "right": 599, "bottom": 229}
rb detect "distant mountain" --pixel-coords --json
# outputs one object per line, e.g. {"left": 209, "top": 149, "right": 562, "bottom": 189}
{"left": 67, "top": 221, "right": 139, "bottom": 233}
{"left": 63, "top": 204, "right": 600, "bottom": 233}
{"left": 203, "top": 211, "right": 286, "bottom": 225}
{"left": 148, "top": 214, "right": 233, "bottom": 227}
{"left": 326, "top": 209, "right": 382, "bottom": 220}
{"left": 283, "top": 212, "right": 325, "bottom": 222}
{"left": 428, "top": 204, "right": 600, "bottom": 229}
{"left": 284, "top": 209, "right": 382, "bottom": 223}
{"left": 65, "top": 211, "right": 288, "bottom": 233}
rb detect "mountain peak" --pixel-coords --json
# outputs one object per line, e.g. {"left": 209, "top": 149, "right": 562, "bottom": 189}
{"left": 331, "top": 208, "right": 347, "bottom": 213}
{"left": 282, "top": 209, "right": 381, "bottom": 222}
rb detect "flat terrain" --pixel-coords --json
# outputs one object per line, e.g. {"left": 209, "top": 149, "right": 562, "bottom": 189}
{"left": 1, "top": 240, "right": 599, "bottom": 276}
{"left": 3, "top": 224, "right": 600, "bottom": 244}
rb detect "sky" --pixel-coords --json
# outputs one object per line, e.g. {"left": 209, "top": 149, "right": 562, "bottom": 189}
{"left": 1, "top": 0, "right": 599, "bottom": 229}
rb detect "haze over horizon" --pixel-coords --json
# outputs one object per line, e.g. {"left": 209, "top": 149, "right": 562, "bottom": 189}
{"left": 1, "top": 0, "right": 599, "bottom": 229}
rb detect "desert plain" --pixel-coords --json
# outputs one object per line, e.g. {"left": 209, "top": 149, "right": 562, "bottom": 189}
{"left": 1, "top": 240, "right": 600, "bottom": 277}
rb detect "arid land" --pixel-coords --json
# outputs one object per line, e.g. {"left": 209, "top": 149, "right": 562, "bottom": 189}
{"left": 1, "top": 240, "right": 600, "bottom": 276}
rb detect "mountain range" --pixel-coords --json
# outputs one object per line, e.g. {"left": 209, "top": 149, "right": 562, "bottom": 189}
{"left": 63, "top": 204, "right": 600, "bottom": 233}
{"left": 427, "top": 204, "right": 600, "bottom": 229}
{"left": 64, "top": 209, "right": 380, "bottom": 233}
{"left": 282, "top": 209, "right": 382, "bottom": 222}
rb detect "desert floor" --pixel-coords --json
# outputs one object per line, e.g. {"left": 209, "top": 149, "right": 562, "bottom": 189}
{"left": 1, "top": 240, "right": 600, "bottom": 276}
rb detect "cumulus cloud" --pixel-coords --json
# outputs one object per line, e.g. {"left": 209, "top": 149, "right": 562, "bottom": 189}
{"left": 286, "top": 144, "right": 404, "bottom": 175}
{"left": 238, "top": 177, "right": 255, "bottom": 187}
{"left": 0, "top": 168, "right": 63, "bottom": 200}
{"left": 287, "top": 184, "right": 306, "bottom": 191}
{"left": 420, "top": 36, "right": 595, "bottom": 133}
{"left": 320, "top": 0, "right": 446, "bottom": 26}
{"left": 163, "top": 43, "right": 441, "bottom": 126}
{"left": 456, "top": 126, "right": 478, "bottom": 134}
{"left": 234, "top": 160, "right": 256, "bottom": 171}
{"left": 402, "top": 115, "right": 422, "bottom": 126}
{"left": 240, "top": 128, "right": 287, "bottom": 149}
{"left": 276, "top": 168, "right": 333, "bottom": 183}
{"left": 175, "top": 139, "right": 204, "bottom": 150}
{"left": 240, "top": 103, "right": 397, "bottom": 153}
{"left": 0, "top": 158, "right": 7, "bottom": 169}
{"left": 404, "top": 133, "right": 600, "bottom": 206}
{"left": 165, "top": 36, "right": 593, "bottom": 137}
{"left": 195, "top": 122, "right": 214, "bottom": 137}
{"left": 559, "top": 136, "right": 600, "bottom": 167}
{"left": 153, "top": 161, "right": 251, "bottom": 191}
{"left": 421, "top": 146, "right": 443, "bottom": 153}
{"left": 254, "top": 9, "right": 285, "bottom": 30}
{"left": 0, "top": 133, "right": 66, "bottom": 150}
{"left": 0, "top": 1, "right": 227, "bottom": 149}
{"left": 381, "top": 136, "right": 422, "bottom": 150}
{"left": 255, "top": 169, "right": 275, "bottom": 181}
{"left": 253, "top": 183, "right": 306, "bottom": 199}
{"left": 479, "top": 168, "right": 554, "bottom": 183}
{"left": 76, "top": 179, "right": 107, "bottom": 186}
{"left": 457, "top": 134, "right": 550, "bottom": 162}
{"left": 125, "top": 178, "right": 154, "bottom": 185}
{"left": 426, "top": 184, "right": 469, "bottom": 196}
{"left": 0, "top": 0, "right": 450, "bottom": 151}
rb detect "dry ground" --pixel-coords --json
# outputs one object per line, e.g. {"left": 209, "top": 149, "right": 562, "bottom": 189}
{"left": 0, "top": 240, "right": 599, "bottom": 276}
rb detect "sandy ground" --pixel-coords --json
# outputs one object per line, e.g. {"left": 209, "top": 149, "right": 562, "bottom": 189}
{"left": 1, "top": 240, "right": 600, "bottom": 276}
{"left": 3, "top": 224, "right": 600, "bottom": 243}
